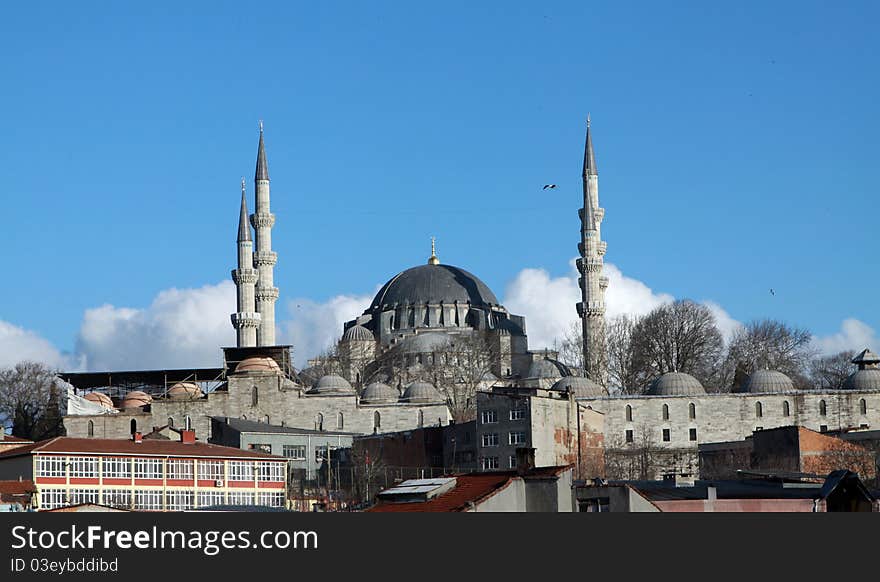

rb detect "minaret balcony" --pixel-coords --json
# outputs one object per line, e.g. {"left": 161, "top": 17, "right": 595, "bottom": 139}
{"left": 577, "top": 257, "right": 604, "bottom": 273}
{"left": 599, "top": 276, "right": 609, "bottom": 289}
{"left": 231, "top": 312, "right": 262, "bottom": 328}
{"left": 595, "top": 207, "right": 605, "bottom": 222}
{"left": 255, "top": 286, "right": 280, "bottom": 301}
{"left": 597, "top": 241, "right": 607, "bottom": 256}
{"left": 253, "top": 251, "right": 278, "bottom": 267}
{"left": 577, "top": 301, "right": 605, "bottom": 317}
{"left": 231, "top": 268, "right": 259, "bottom": 285}
{"left": 250, "top": 212, "right": 276, "bottom": 229}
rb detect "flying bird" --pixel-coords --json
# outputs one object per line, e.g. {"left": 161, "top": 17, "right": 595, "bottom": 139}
{"left": 769, "top": 289, "right": 775, "bottom": 296}
{"left": 543, "top": 184, "right": 557, "bottom": 190}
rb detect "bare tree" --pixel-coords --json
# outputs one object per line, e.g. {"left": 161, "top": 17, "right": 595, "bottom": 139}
{"left": 630, "top": 300, "right": 724, "bottom": 389}
{"left": 606, "top": 314, "right": 646, "bottom": 394}
{"left": 0, "top": 361, "right": 65, "bottom": 441}
{"left": 810, "top": 350, "right": 856, "bottom": 391}
{"left": 720, "top": 319, "right": 815, "bottom": 390}
{"left": 556, "top": 322, "right": 585, "bottom": 374}
{"left": 299, "top": 343, "right": 345, "bottom": 386}
{"left": 421, "top": 333, "right": 498, "bottom": 423}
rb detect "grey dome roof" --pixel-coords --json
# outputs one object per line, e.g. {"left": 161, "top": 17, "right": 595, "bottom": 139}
{"left": 551, "top": 376, "right": 607, "bottom": 397}
{"left": 400, "top": 332, "right": 453, "bottom": 353}
{"left": 308, "top": 374, "right": 355, "bottom": 395}
{"left": 342, "top": 325, "right": 374, "bottom": 342}
{"left": 844, "top": 369, "right": 880, "bottom": 391}
{"left": 647, "top": 372, "right": 706, "bottom": 396}
{"left": 527, "top": 358, "right": 570, "bottom": 379}
{"left": 739, "top": 370, "right": 795, "bottom": 394}
{"left": 360, "top": 382, "right": 399, "bottom": 404}
{"left": 369, "top": 264, "right": 499, "bottom": 310}
{"left": 401, "top": 381, "right": 443, "bottom": 403}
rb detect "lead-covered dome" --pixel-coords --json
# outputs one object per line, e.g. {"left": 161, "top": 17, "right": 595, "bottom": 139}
{"left": 647, "top": 372, "right": 706, "bottom": 396}
{"left": 369, "top": 264, "right": 499, "bottom": 309}
{"left": 740, "top": 370, "right": 795, "bottom": 394}
{"left": 551, "top": 376, "right": 607, "bottom": 397}
{"left": 309, "top": 374, "right": 355, "bottom": 395}
{"left": 360, "top": 382, "right": 399, "bottom": 404}
{"left": 401, "top": 381, "right": 443, "bottom": 403}
{"left": 845, "top": 369, "right": 880, "bottom": 391}
{"left": 400, "top": 332, "right": 453, "bottom": 353}
{"left": 527, "top": 358, "right": 570, "bottom": 379}
{"left": 342, "top": 325, "right": 374, "bottom": 342}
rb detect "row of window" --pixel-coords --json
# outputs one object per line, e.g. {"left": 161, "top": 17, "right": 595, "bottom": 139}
{"left": 481, "top": 432, "right": 527, "bottom": 447}
{"left": 479, "top": 456, "right": 522, "bottom": 470}
{"left": 38, "top": 488, "right": 285, "bottom": 511}
{"left": 36, "top": 457, "right": 285, "bottom": 482}
{"left": 625, "top": 399, "right": 871, "bottom": 422}
{"left": 480, "top": 408, "right": 527, "bottom": 424}
{"left": 624, "top": 428, "right": 698, "bottom": 443}
{"left": 312, "top": 410, "right": 427, "bottom": 432}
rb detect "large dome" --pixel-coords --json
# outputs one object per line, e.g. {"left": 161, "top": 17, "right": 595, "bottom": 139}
{"left": 369, "top": 264, "right": 499, "bottom": 310}
{"left": 739, "top": 370, "right": 795, "bottom": 394}
{"left": 845, "top": 369, "right": 880, "bottom": 391}
{"left": 647, "top": 372, "right": 706, "bottom": 396}
{"left": 551, "top": 376, "right": 607, "bottom": 398}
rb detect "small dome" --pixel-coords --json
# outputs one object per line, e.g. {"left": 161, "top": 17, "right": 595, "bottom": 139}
{"left": 844, "top": 369, "right": 880, "bottom": 391}
{"left": 309, "top": 374, "right": 355, "bottom": 395}
{"left": 401, "top": 381, "right": 443, "bottom": 403}
{"left": 119, "top": 390, "right": 152, "bottom": 409}
{"left": 83, "top": 391, "right": 114, "bottom": 409}
{"left": 740, "top": 370, "right": 795, "bottom": 394}
{"left": 360, "top": 382, "right": 399, "bottom": 404}
{"left": 235, "top": 356, "right": 281, "bottom": 374}
{"left": 400, "top": 332, "right": 453, "bottom": 354}
{"left": 167, "top": 382, "right": 203, "bottom": 400}
{"left": 527, "top": 358, "right": 569, "bottom": 379}
{"left": 551, "top": 376, "right": 607, "bottom": 398}
{"left": 647, "top": 372, "right": 706, "bottom": 396}
{"left": 342, "top": 325, "right": 375, "bottom": 342}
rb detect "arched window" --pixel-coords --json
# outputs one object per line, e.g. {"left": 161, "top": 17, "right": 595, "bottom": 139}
{"left": 252, "top": 386, "right": 259, "bottom": 407}
{"left": 374, "top": 411, "right": 381, "bottom": 431}
{"left": 264, "top": 415, "right": 270, "bottom": 424}
{"left": 168, "top": 417, "right": 174, "bottom": 428}
{"left": 418, "top": 410, "right": 424, "bottom": 427}
{"left": 688, "top": 403, "right": 696, "bottom": 420}
{"left": 316, "top": 413, "right": 324, "bottom": 431}
{"left": 819, "top": 400, "right": 827, "bottom": 416}
{"left": 755, "top": 401, "right": 763, "bottom": 418}
{"left": 625, "top": 405, "right": 633, "bottom": 422}
{"left": 130, "top": 419, "right": 137, "bottom": 435}
{"left": 337, "top": 412, "right": 344, "bottom": 430}
{"left": 662, "top": 404, "right": 670, "bottom": 421}
{"left": 87, "top": 420, "right": 94, "bottom": 437}
{"left": 783, "top": 401, "right": 790, "bottom": 417}
{"left": 860, "top": 399, "right": 867, "bottom": 415}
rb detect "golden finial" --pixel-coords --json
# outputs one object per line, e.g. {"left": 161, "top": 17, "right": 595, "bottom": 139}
{"left": 428, "top": 236, "right": 439, "bottom": 265}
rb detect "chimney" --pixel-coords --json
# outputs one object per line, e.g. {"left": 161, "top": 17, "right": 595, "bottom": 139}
{"left": 133, "top": 432, "right": 143, "bottom": 444}
{"left": 180, "top": 429, "right": 196, "bottom": 444}
{"left": 515, "top": 447, "right": 536, "bottom": 475}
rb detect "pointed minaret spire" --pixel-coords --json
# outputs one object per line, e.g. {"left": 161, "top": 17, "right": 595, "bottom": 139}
{"left": 237, "top": 178, "right": 252, "bottom": 242}
{"left": 582, "top": 113, "right": 597, "bottom": 178}
{"left": 428, "top": 236, "right": 440, "bottom": 265}
{"left": 255, "top": 119, "right": 269, "bottom": 181}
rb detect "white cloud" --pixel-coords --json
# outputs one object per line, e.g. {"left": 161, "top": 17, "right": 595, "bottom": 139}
{"left": 703, "top": 301, "right": 743, "bottom": 343}
{"left": 281, "top": 293, "right": 374, "bottom": 367}
{"left": 73, "top": 281, "right": 236, "bottom": 371}
{"left": 811, "top": 318, "right": 878, "bottom": 356}
{"left": 0, "top": 320, "right": 71, "bottom": 369}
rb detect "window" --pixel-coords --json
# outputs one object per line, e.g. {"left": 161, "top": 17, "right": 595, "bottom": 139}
{"left": 481, "top": 433, "right": 499, "bottom": 447}
{"left": 168, "top": 417, "right": 174, "bottom": 428}
{"left": 509, "top": 408, "right": 526, "bottom": 421}
{"left": 197, "top": 460, "right": 224, "bottom": 481}
{"left": 248, "top": 443, "right": 272, "bottom": 454}
{"left": 70, "top": 489, "right": 99, "bottom": 505}
{"left": 480, "top": 456, "right": 499, "bottom": 470}
{"left": 102, "top": 489, "right": 131, "bottom": 509}
{"left": 39, "top": 489, "right": 67, "bottom": 510}
{"left": 130, "top": 419, "right": 137, "bottom": 435}
{"left": 662, "top": 404, "right": 669, "bottom": 421}
{"left": 229, "top": 491, "right": 255, "bottom": 505}
{"left": 257, "top": 491, "right": 285, "bottom": 508}
{"left": 198, "top": 491, "right": 226, "bottom": 508}
{"left": 860, "top": 399, "right": 867, "bottom": 415}
{"left": 625, "top": 405, "right": 633, "bottom": 422}
{"left": 783, "top": 401, "right": 790, "bottom": 417}
{"left": 755, "top": 401, "right": 763, "bottom": 418}
{"left": 689, "top": 428, "right": 697, "bottom": 441}
{"left": 315, "top": 445, "right": 329, "bottom": 462}
{"left": 819, "top": 425, "right": 828, "bottom": 433}
{"left": 373, "top": 411, "right": 381, "bottom": 431}
{"left": 860, "top": 424, "right": 869, "bottom": 429}
{"left": 480, "top": 410, "right": 498, "bottom": 424}
{"left": 87, "top": 420, "right": 94, "bottom": 437}
{"left": 228, "top": 461, "right": 255, "bottom": 481}
{"left": 135, "top": 458, "right": 164, "bottom": 480}
{"left": 625, "top": 430, "right": 633, "bottom": 443}
{"left": 103, "top": 457, "right": 131, "bottom": 479}
{"left": 283, "top": 445, "right": 306, "bottom": 460}
{"left": 578, "top": 498, "right": 610, "bottom": 512}
{"left": 418, "top": 410, "right": 424, "bottom": 427}
{"left": 662, "top": 429, "right": 670, "bottom": 442}
{"left": 819, "top": 400, "right": 827, "bottom": 416}
{"left": 252, "top": 386, "right": 259, "bottom": 407}
{"left": 166, "top": 490, "right": 194, "bottom": 511}
{"left": 256, "top": 462, "right": 285, "bottom": 482}
{"left": 167, "top": 459, "right": 194, "bottom": 480}
{"left": 337, "top": 412, "right": 344, "bottom": 430}
{"left": 134, "top": 490, "right": 163, "bottom": 511}
{"left": 509, "top": 455, "right": 518, "bottom": 468}
{"left": 508, "top": 431, "right": 527, "bottom": 445}
{"left": 316, "top": 413, "right": 324, "bottom": 431}
{"left": 36, "top": 456, "right": 67, "bottom": 478}
{"left": 688, "top": 403, "right": 696, "bottom": 420}
{"left": 69, "top": 456, "right": 99, "bottom": 478}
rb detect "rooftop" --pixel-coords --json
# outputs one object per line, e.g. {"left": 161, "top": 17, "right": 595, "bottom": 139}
{"left": 212, "top": 417, "right": 358, "bottom": 436}
{"left": 0, "top": 437, "right": 285, "bottom": 461}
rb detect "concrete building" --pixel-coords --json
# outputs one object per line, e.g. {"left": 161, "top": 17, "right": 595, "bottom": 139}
{"left": 0, "top": 432, "right": 288, "bottom": 511}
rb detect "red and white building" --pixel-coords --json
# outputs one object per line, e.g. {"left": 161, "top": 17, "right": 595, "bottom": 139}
{"left": 0, "top": 431, "right": 287, "bottom": 511}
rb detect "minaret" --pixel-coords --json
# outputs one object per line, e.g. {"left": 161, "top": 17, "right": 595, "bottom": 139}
{"left": 231, "top": 179, "right": 261, "bottom": 347}
{"left": 251, "top": 121, "right": 279, "bottom": 346}
{"left": 575, "top": 115, "right": 609, "bottom": 385}
{"left": 428, "top": 236, "right": 439, "bottom": 265}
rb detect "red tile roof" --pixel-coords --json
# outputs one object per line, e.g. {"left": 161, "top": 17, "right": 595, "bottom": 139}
{"left": 0, "top": 437, "right": 284, "bottom": 461}
{"left": 0, "top": 480, "right": 36, "bottom": 496}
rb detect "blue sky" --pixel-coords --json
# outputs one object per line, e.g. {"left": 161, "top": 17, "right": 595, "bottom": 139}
{"left": 1, "top": 1, "right": 877, "bottom": 369}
